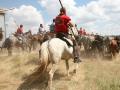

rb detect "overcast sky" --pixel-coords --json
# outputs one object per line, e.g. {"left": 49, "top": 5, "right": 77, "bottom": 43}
{"left": 0, "top": 0, "right": 120, "bottom": 36}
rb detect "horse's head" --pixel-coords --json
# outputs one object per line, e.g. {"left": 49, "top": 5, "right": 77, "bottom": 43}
{"left": 68, "top": 24, "right": 79, "bottom": 37}
{"left": 24, "top": 31, "right": 32, "bottom": 38}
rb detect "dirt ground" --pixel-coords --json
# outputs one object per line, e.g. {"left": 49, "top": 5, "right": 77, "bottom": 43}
{"left": 0, "top": 50, "right": 120, "bottom": 90}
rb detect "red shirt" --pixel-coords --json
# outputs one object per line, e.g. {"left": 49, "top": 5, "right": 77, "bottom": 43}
{"left": 55, "top": 14, "right": 71, "bottom": 34}
{"left": 83, "top": 31, "right": 86, "bottom": 35}
{"left": 79, "top": 30, "right": 83, "bottom": 35}
{"left": 17, "top": 27, "right": 23, "bottom": 34}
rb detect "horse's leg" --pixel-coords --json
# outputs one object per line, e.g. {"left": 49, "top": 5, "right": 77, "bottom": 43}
{"left": 39, "top": 49, "right": 41, "bottom": 59}
{"left": 7, "top": 47, "right": 12, "bottom": 56}
{"left": 29, "top": 46, "right": 31, "bottom": 52}
{"left": 48, "top": 63, "right": 58, "bottom": 90}
{"left": 0, "top": 47, "right": 2, "bottom": 52}
{"left": 33, "top": 41, "right": 37, "bottom": 50}
{"left": 113, "top": 50, "right": 117, "bottom": 60}
{"left": 65, "top": 60, "right": 70, "bottom": 77}
{"left": 73, "top": 63, "right": 79, "bottom": 74}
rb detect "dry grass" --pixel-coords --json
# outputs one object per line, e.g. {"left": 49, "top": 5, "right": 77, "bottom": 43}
{"left": 84, "top": 57, "right": 120, "bottom": 90}
{"left": 0, "top": 51, "right": 39, "bottom": 90}
{"left": 0, "top": 50, "right": 120, "bottom": 90}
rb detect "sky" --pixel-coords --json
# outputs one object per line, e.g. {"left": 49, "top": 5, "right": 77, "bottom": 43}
{"left": 0, "top": 0, "right": 120, "bottom": 36}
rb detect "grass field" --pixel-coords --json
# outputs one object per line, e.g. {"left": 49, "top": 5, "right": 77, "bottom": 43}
{"left": 0, "top": 50, "right": 120, "bottom": 90}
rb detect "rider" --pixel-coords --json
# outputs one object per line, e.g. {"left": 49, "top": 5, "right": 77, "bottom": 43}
{"left": 16, "top": 24, "right": 24, "bottom": 42}
{"left": 54, "top": 7, "right": 81, "bottom": 63}
{"left": 49, "top": 19, "right": 55, "bottom": 32}
{"left": 82, "top": 29, "right": 86, "bottom": 36}
{"left": 16, "top": 24, "right": 24, "bottom": 35}
{"left": 16, "top": 24, "right": 23, "bottom": 37}
{"left": 38, "top": 24, "right": 44, "bottom": 34}
{"left": 79, "top": 27, "right": 83, "bottom": 35}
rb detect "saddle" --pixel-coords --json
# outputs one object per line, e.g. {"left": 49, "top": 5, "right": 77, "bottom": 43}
{"left": 62, "top": 37, "right": 73, "bottom": 47}
{"left": 56, "top": 33, "right": 73, "bottom": 47}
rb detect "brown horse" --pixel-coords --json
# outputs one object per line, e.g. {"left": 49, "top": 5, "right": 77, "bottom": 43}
{"left": 109, "top": 38, "right": 119, "bottom": 58}
{"left": 31, "top": 32, "right": 56, "bottom": 50}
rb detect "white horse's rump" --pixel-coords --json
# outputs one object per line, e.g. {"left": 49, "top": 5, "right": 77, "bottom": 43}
{"left": 39, "top": 38, "right": 78, "bottom": 90}
{"left": 40, "top": 38, "right": 73, "bottom": 64}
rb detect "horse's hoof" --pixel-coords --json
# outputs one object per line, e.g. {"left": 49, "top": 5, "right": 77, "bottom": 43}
{"left": 73, "top": 69, "right": 76, "bottom": 73}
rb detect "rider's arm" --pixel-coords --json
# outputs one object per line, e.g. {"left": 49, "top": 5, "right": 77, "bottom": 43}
{"left": 68, "top": 22, "right": 73, "bottom": 27}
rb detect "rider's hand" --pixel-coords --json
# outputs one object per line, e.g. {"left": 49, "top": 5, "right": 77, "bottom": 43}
{"left": 68, "top": 22, "right": 73, "bottom": 27}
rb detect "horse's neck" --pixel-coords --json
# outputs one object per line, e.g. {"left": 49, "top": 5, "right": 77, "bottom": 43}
{"left": 69, "top": 26, "right": 78, "bottom": 36}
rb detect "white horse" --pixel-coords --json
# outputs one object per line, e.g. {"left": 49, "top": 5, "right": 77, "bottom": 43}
{"left": 38, "top": 34, "right": 80, "bottom": 89}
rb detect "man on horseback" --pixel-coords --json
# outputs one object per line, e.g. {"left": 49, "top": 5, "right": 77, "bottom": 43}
{"left": 16, "top": 24, "right": 24, "bottom": 44}
{"left": 83, "top": 29, "right": 86, "bottom": 36}
{"left": 16, "top": 24, "right": 24, "bottom": 35}
{"left": 79, "top": 27, "right": 83, "bottom": 35}
{"left": 54, "top": 7, "right": 81, "bottom": 63}
{"left": 38, "top": 24, "right": 44, "bottom": 34}
{"left": 49, "top": 19, "right": 55, "bottom": 33}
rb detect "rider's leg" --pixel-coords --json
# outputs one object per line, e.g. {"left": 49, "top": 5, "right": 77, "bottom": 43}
{"left": 56, "top": 33, "right": 72, "bottom": 47}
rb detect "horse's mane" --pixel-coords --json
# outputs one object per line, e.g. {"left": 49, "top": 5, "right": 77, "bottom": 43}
{"left": 68, "top": 24, "right": 79, "bottom": 36}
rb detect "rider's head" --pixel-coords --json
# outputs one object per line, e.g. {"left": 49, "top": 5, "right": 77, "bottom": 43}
{"left": 20, "top": 24, "right": 23, "bottom": 28}
{"left": 60, "top": 7, "right": 66, "bottom": 15}
{"left": 80, "top": 27, "right": 82, "bottom": 30}
{"left": 40, "top": 24, "right": 43, "bottom": 28}
{"left": 53, "top": 19, "right": 55, "bottom": 22}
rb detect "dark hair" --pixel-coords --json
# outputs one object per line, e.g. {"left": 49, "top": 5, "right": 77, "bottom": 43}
{"left": 60, "top": 7, "right": 66, "bottom": 14}
{"left": 53, "top": 19, "right": 55, "bottom": 22}
{"left": 40, "top": 24, "right": 43, "bottom": 27}
{"left": 20, "top": 24, "right": 23, "bottom": 27}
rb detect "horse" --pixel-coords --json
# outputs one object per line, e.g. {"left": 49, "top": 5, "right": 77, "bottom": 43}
{"left": 2, "top": 31, "right": 32, "bottom": 55}
{"left": 38, "top": 38, "right": 79, "bottom": 90}
{"left": 76, "top": 35, "right": 95, "bottom": 57}
{"left": 30, "top": 32, "right": 55, "bottom": 50}
{"left": 37, "top": 25, "right": 80, "bottom": 89}
{"left": 103, "top": 36, "right": 119, "bottom": 59}
{"left": 89, "top": 35, "right": 104, "bottom": 58}
{"left": 109, "top": 37, "right": 119, "bottom": 58}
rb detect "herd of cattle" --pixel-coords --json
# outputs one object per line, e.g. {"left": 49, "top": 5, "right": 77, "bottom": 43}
{"left": 0, "top": 30, "right": 120, "bottom": 59}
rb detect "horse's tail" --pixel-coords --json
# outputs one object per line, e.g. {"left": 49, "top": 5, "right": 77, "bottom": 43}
{"left": 28, "top": 42, "right": 49, "bottom": 84}
{"left": 37, "top": 42, "right": 49, "bottom": 71}
{"left": 39, "top": 41, "right": 49, "bottom": 72}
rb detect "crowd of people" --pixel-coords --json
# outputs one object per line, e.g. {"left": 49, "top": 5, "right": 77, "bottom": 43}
{"left": 16, "top": 23, "right": 97, "bottom": 37}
